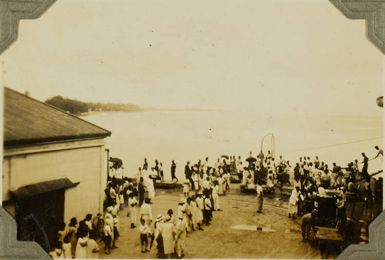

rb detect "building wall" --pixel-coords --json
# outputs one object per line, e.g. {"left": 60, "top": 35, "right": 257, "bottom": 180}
{"left": 2, "top": 139, "right": 108, "bottom": 223}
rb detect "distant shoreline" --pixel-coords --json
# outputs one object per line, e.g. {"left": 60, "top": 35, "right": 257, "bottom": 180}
{"left": 80, "top": 107, "right": 222, "bottom": 116}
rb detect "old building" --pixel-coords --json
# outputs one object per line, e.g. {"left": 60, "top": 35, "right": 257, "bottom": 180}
{"left": 2, "top": 87, "right": 111, "bottom": 251}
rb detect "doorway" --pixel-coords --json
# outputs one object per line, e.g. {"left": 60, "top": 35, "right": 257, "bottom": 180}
{"left": 15, "top": 189, "right": 65, "bottom": 252}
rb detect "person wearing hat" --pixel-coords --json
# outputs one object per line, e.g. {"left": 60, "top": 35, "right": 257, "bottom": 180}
{"left": 153, "top": 214, "right": 165, "bottom": 257}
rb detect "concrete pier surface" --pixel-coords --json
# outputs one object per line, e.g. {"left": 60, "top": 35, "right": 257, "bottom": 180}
{"left": 99, "top": 184, "right": 322, "bottom": 259}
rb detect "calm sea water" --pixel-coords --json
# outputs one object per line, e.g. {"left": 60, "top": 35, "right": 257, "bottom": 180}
{"left": 83, "top": 110, "right": 383, "bottom": 180}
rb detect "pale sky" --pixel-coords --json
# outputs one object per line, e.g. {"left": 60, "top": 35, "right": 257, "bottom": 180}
{"left": 0, "top": 0, "right": 383, "bottom": 116}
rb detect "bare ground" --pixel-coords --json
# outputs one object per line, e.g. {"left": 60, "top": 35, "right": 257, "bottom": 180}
{"left": 99, "top": 184, "right": 321, "bottom": 259}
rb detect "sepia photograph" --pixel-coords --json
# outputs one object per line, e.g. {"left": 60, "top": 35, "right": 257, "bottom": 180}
{"left": 1, "top": 0, "right": 384, "bottom": 259}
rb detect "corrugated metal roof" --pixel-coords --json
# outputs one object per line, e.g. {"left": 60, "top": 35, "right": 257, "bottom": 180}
{"left": 4, "top": 87, "right": 111, "bottom": 147}
{"left": 10, "top": 178, "right": 79, "bottom": 199}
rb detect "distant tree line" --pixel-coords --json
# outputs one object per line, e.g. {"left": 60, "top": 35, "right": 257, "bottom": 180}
{"left": 45, "top": 96, "right": 141, "bottom": 115}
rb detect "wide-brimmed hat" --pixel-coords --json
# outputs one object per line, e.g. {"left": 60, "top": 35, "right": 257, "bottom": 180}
{"left": 156, "top": 214, "right": 164, "bottom": 222}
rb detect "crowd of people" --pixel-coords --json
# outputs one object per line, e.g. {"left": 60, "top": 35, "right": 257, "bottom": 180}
{"left": 48, "top": 213, "right": 104, "bottom": 259}
{"left": 285, "top": 147, "right": 383, "bottom": 247}
{"left": 135, "top": 157, "right": 231, "bottom": 258}
{"left": 47, "top": 145, "right": 382, "bottom": 259}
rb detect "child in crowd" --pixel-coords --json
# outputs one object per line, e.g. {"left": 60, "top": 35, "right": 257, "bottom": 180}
{"left": 103, "top": 220, "right": 113, "bottom": 255}
{"left": 139, "top": 218, "right": 152, "bottom": 253}
{"left": 183, "top": 181, "right": 190, "bottom": 198}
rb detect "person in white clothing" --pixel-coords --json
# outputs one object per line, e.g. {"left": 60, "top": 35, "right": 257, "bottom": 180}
{"left": 86, "top": 232, "right": 100, "bottom": 259}
{"left": 256, "top": 182, "right": 263, "bottom": 213}
{"left": 140, "top": 198, "right": 153, "bottom": 225}
{"left": 75, "top": 234, "right": 88, "bottom": 259}
{"left": 212, "top": 182, "right": 221, "bottom": 211}
{"left": 289, "top": 186, "right": 301, "bottom": 219}
{"left": 161, "top": 215, "right": 176, "bottom": 258}
{"left": 127, "top": 193, "right": 138, "bottom": 228}
{"left": 175, "top": 216, "right": 188, "bottom": 258}
{"left": 145, "top": 172, "right": 156, "bottom": 201}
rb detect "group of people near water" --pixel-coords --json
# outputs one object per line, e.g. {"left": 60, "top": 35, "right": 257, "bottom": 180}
{"left": 47, "top": 145, "right": 382, "bottom": 259}
{"left": 134, "top": 157, "right": 232, "bottom": 258}
{"left": 285, "top": 146, "right": 383, "bottom": 246}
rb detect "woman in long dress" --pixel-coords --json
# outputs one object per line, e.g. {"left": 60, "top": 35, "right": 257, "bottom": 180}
{"left": 190, "top": 197, "right": 201, "bottom": 230}
{"left": 86, "top": 232, "right": 100, "bottom": 259}
{"left": 212, "top": 182, "right": 221, "bottom": 211}
{"left": 145, "top": 173, "right": 155, "bottom": 201}
{"left": 75, "top": 231, "right": 88, "bottom": 259}
{"left": 217, "top": 176, "right": 224, "bottom": 195}
{"left": 127, "top": 193, "right": 138, "bottom": 228}
{"left": 160, "top": 216, "right": 175, "bottom": 258}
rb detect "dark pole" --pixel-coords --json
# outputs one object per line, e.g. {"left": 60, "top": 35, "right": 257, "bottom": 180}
{"left": 105, "top": 148, "right": 110, "bottom": 183}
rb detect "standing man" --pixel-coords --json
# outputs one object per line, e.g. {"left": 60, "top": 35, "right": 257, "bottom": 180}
{"left": 143, "top": 158, "right": 148, "bottom": 171}
{"left": 171, "top": 160, "right": 177, "bottom": 181}
{"left": 256, "top": 181, "right": 263, "bottom": 213}
{"left": 301, "top": 210, "right": 317, "bottom": 242}
{"left": 185, "top": 161, "right": 191, "bottom": 183}
{"left": 361, "top": 152, "right": 369, "bottom": 181}
{"left": 138, "top": 177, "right": 146, "bottom": 207}
{"left": 159, "top": 163, "right": 164, "bottom": 182}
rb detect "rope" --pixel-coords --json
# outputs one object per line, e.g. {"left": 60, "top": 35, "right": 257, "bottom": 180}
{"left": 287, "top": 136, "right": 383, "bottom": 153}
